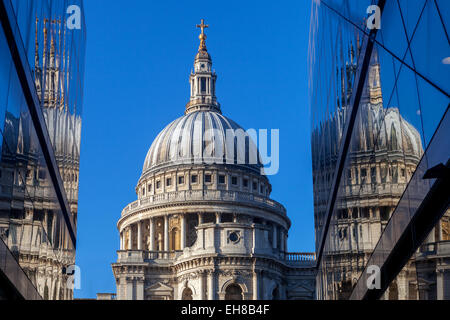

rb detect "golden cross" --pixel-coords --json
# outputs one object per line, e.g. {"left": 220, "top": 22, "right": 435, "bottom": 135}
{"left": 196, "top": 19, "right": 209, "bottom": 35}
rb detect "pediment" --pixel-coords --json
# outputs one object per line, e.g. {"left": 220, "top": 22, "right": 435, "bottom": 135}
{"left": 145, "top": 282, "right": 173, "bottom": 292}
{"left": 287, "top": 280, "right": 315, "bottom": 293}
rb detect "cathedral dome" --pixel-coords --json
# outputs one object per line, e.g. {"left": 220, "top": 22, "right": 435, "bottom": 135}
{"left": 350, "top": 105, "right": 423, "bottom": 158}
{"left": 142, "top": 110, "right": 261, "bottom": 176}
{"left": 141, "top": 19, "right": 264, "bottom": 178}
{"left": 312, "top": 105, "right": 423, "bottom": 169}
{"left": 374, "top": 107, "right": 423, "bottom": 157}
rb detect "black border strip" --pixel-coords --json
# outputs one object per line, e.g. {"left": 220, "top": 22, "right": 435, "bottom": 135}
{"left": 0, "top": 0, "right": 76, "bottom": 246}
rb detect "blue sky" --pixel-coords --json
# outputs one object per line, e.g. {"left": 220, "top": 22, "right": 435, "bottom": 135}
{"left": 75, "top": 0, "right": 314, "bottom": 298}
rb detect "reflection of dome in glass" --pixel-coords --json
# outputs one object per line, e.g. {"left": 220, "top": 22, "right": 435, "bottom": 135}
{"left": 312, "top": 104, "right": 423, "bottom": 166}
{"left": 353, "top": 105, "right": 423, "bottom": 158}
{"left": 312, "top": 51, "right": 424, "bottom": 168}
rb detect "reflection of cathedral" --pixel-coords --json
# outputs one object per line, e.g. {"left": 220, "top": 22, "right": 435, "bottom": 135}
{"left": 111, "top": 21, "right": 316, "bottom": 300}
{"left": 0, "top": 18, "right": 81, "bottom": 300}
{"left": 312, "top": 43, "right": 450, "bottom": 300}
{"left": 33, "top": 18, "right": 82, "bottom": 218}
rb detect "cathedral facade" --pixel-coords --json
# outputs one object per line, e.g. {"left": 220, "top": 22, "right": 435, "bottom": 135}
{"left": 111, "top": 21, "right": 315, "bottom": 300}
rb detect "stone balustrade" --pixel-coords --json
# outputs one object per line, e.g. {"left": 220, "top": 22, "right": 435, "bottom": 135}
{"left": 185, "top": 96, "right": 220, "bottom": 108}
{"left": 284, "top": 252, "right": 316, "bottom": 265}
{"left": 121, "top": 189, "right": 286, "bottom": 218}
{"left": 285, "top": 252, "right": 316, "bottom": 261}
{"left": 417, "top": 240, "right": 450, "bottom": 258}
{"left": 343, "top": 183, "right": 408, "bottom": 197}
{"left": 117, "top": 250, "right": 184, "bottom": 263}
{"left": 117, "top": 249, "right": 316, "bottom": 266}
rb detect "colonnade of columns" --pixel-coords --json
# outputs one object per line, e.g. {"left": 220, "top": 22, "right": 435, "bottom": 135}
{"left": 119, "top": 213, "right": 288, "bottom": 253}
{"left": 269, "top": 220, "right": 287, "bottom": 252}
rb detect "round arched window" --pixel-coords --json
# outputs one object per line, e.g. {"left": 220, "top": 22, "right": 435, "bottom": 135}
{"left": 225, "top": 284, "right": 243, "bottom": 300}
{"left": 182, "top": 287, "right": 193, "bottom": 300}
{"left": 229, "top": 232, "right": 239, "bottom": 243}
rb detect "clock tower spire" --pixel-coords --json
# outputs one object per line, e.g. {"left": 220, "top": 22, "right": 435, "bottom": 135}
{"left": 185, "top": 19, "right": 220, "bottom": 115}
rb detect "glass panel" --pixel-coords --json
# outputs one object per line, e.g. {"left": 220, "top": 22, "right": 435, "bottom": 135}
{"left": 377, "top": 0, "right": 413, "bottom": 60}
{"left": 434, "top": 0, "right": 450, "bottom": 35}
{"left": 310, "top": 0, "right": 449, "bottom": 300}
{"left": 408, "top": 0, "right": 450, "bottom": 96}
{"left": 0, "top": 1, "right": 84, "bottom": 299}
{"left": 309, "top": 0, "right": 369, "bottom": 250}
{"left": 397, "top": 0, "right": 427, "bottom": 42}
{"left": 8, "top": 0, "right": 86, "bottom": 221}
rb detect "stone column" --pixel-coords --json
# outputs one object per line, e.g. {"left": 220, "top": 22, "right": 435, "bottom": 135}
{"left": 181, "top": 214, "right": 186, "bottom": 250}
{"left": 284, "top": 233, "right": 288, "bottom": 252}
{"left": 136, "top": 278, "right": 144, "bottom": 300}
{"left": 215, "top": 212, "right": 221, "bottom": 224}
{"left": 126, "top": 278, "right": 134, "bottom": 300}
{"left": 44, "top": 211, "right": 48, "bottom": 236}
{"left": 397, "top": 273, "right": 408, "bottom": 300}
{"left": 279, "top": 230, "right": 283, "bottom": 254}
{"left": 119, "top": 277, "right": 126, "bottom": 300}
{"left": 272, "top": 224, "right": 277, "bottom": 249}
{"left": 207, "top": 271, "right": 214, "bottom": 300}
{"left": 199, "top": 271, "right": 206, "bottom": 300}
{"left": 51, "top": 212, "right": 56, "bottom": 246}
{"left": 437, "top": 269, "right": 444, "bottom": 300}
{"left": 128, "top": 225, "right": 133, "bottom": 250}
{"left": 149, "top": 218, "right": 155, "bottom": 251}
{"left": 120, "top": 232, "right": 123, "bottom": 250}
{"left": 252, "top": 271, "right": 259, "bottom": 300}
{"left": 280, "top": 230, "right": 285, "bottom": 252}
{"left": 164, "top": 215, "right": 169, "bottom": 253}
{"left": 252, "top": 224, "right": 256, "bottom": 254}
{"left": 198, "top": 213, "right": 203, "bottom": 224}
{"left": 137, "top": 221, "right": 142, "bottom": 250}
{"left": 376, "top": 164, "right": 381, "bottom": 184}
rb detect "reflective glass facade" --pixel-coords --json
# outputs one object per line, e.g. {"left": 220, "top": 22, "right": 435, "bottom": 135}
{"left": 309, "top": 0, "right": 449, "bottom": 300}
{"left": 0, "top": 0, "right": 85, "bottom": 300}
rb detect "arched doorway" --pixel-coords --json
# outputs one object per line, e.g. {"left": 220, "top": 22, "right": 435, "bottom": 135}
{"left": 182, "top": 287, "right": 193, "bottom": 300}
{"left": 225, "top": 284, "right": 243, "bottom": 300}
{"left": 388, "top": 281, "right": 398, "bottom": 300}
